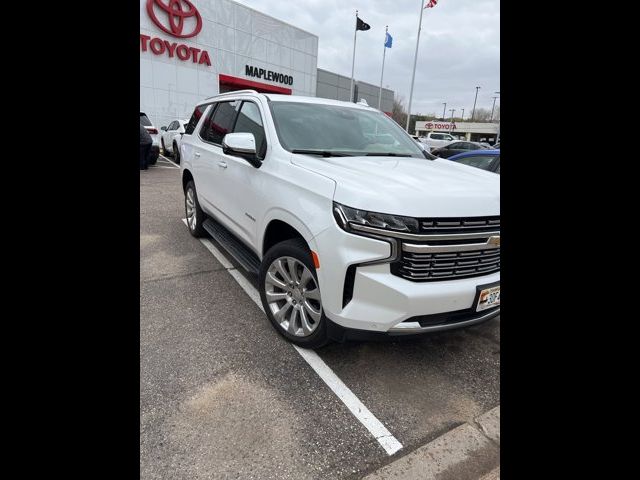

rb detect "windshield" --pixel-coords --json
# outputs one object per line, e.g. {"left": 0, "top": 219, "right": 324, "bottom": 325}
{"left": 269, "top": 102, "right": 426, "bottom": 158}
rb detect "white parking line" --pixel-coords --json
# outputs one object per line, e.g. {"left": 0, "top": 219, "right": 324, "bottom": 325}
{"left": 181, "top": 218, "right": 403, "bottom": 456}
{"left": 158, "top": 153, "right": 180, "bottom": 168}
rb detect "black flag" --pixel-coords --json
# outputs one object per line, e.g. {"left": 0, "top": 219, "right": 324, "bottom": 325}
{"left": 356, "top": 17, "right": 371, "bottom": 31}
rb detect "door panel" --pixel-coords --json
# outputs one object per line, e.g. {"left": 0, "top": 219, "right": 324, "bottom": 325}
{"left": 196, "top": 101, "right": 241, "bottom": 227}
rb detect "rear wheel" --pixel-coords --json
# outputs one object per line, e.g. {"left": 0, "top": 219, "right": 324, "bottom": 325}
{"left": 259, "top": 238, "right": 329, "bottom": 348}
{"left": 184, "top": 181, "right": 206, "bottom": 237}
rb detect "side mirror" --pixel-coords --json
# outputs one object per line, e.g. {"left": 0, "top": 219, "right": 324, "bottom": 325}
{"left": 222, "top": 132, "right": 261, "bottom": 168}
{"left": 160, "top": 126, "right": 167, "bottom": 131}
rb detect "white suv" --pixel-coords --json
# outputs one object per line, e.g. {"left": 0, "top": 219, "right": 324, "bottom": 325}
{"left": 422, "top": 131, "right": 457, "bottom": 152}
{"left": 180, "top": 91, "right": 500, "bottom": 348}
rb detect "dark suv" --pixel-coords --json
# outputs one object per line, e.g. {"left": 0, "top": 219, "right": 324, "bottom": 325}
{"left": 140, "top": 112, "right": 159, "bottom": 165}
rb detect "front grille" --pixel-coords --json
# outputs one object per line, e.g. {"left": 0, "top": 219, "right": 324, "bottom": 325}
{"left": 418, "top": 216, "right": 500, "bottom": 234}
{"left": 392, "top": 248, "right": 500, "bottom": 282}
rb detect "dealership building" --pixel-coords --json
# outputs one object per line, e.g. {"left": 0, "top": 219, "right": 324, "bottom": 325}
{"left": 140, "top": 0, "right": 395, "bottom": 128}
{"left": 415, "top": 120, "right": 500, "bottom": 144}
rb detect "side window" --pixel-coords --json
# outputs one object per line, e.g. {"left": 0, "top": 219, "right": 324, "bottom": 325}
{"left": 445, "top": 135, "right": 455, "bottom": 141}
{"left": 168, "top": 121, "right": 176, "bottom": 130}
{"left": 185, "top": 104, "right": 208, "bottom": 135}
{"left": 448, "top": 142, "right": 462, "bottom": 149}
{"left": 455, "top": 155, "right": 496, "bottom": 169}
{"left": 200, "top": 101, "right": 240, "bottom": 145}
{"left": 233, "top": 101, "right": 267, "bottom": 159}
{"left": 431, "top": 133, "right": 443, "bottom": 140}
{"left": 468, "top": 143, "right": 483, "bottom": 150}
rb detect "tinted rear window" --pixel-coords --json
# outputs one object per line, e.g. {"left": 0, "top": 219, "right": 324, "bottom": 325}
{"left": 185, "top": 104, "right": 208, "bottom": 135}
{"left": 200, "top": 101, "right": 240, "bottom": 144}
{"left": 140, "top": 113, "right": 152, "bottom": 126}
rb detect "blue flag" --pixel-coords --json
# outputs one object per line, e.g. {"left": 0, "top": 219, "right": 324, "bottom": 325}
{"left": 384, "top": 32, "right": 393, "bottom": 48}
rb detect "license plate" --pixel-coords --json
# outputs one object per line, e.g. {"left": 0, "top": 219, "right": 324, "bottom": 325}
{"left": 476, "top": 285, "right": 500, "bottom": 311}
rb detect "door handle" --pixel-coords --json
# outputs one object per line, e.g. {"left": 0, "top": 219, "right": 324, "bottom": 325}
{"left": 194, "top": 152, "right": 201, "bottom": 157}
{"left": 218, "top": 161, "right": 228, "bottom": 168}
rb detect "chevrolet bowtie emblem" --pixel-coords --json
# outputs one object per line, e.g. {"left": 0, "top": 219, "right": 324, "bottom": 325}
{"left": 488, "top": 236, "right": 501, "bottom": 247}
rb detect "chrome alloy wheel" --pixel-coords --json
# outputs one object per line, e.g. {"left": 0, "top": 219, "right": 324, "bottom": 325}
{"left": 265, "top": 256, "right": 322, "bottom": 337}
{"left": 185, "top": 187, "right": 196, "bottom": 230}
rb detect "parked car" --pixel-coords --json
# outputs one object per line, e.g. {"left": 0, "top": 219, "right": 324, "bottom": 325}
{"left": 430, "top": 141, "right": 488, "bottom": 159}
{"left": 412, "top": 138, "right": 438, "bottom": 159}
{"left": 140, "top": 112, "right": 159, "bottom": 165}
{"left": 160, "top": 118, "right": 188, "bottom": 162}
{"left": 448, "top": 149, "right": 500, "bottom": 174}
{"left": 422, "top": 131, "right": 457, "bottom": 152}
{"left": 180, "top": 91, "right": 500, "bottom": 348}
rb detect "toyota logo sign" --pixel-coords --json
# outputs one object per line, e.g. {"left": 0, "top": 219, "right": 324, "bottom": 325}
{"left": 146, "top": 0, "right": 202, "bottom": 38}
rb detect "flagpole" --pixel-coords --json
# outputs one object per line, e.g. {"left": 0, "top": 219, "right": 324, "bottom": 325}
{"left": 405, "top": 1, "right": 425, "bottom": 132}
{"left": 349, "top": 10, "right": 358, "bottom": 103}
{"left": 378, "top": 26, "right": 388, "bottom": 110}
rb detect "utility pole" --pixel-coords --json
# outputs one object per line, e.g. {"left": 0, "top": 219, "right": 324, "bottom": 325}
{"left": 442, "top": 102, "right": 447, "bottom": 120}
{"left": 449, "top": 109, "right": 455, "bottom": 135}
{"left": 461, "top": 108, "right": 465, "bottom": 121}
{"left": 471, "top": 86, "right": 481, "bottom": 121}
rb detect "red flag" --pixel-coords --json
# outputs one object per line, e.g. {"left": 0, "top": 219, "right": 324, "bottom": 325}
{"left": 425, "top": 0, "right": 438, "bottom": 8}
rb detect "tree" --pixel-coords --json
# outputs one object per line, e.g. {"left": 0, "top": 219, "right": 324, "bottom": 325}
{"left": 391, "top": 96, "right": 408, "bottom": 129}
{"left": 471, "top": 108, "right": 492, "bottom": 122}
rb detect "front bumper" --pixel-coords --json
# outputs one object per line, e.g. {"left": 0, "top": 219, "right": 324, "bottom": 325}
{"left": 311, "top": 222, "right": 500, "bottom": 334}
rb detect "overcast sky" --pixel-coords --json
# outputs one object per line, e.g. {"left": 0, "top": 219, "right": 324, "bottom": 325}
{"left": 238, "top": 0, "right": 499, "bottom": 117}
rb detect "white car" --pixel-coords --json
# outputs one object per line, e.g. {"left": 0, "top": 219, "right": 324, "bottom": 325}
{"left": 422, "top": 131, "right": 457, "bottom": 152}
{"left": 160, "top": 118, "right": 188, "bottom": 162}
{"left": 180, "top": 91, "right": 500, "bottom": 348}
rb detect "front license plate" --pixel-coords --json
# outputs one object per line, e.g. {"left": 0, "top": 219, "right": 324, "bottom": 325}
{"left": 476, "top": 285, "right": 500, "bottom": 312}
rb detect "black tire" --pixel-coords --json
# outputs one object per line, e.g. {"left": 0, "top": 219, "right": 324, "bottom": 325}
{"left": 161, "top": 138, "right": 166, "bottom": 155}
{"left": 173, "top": 141, "right": 180, "bottom": 163}
{"left": 259, "top": 238, "right": 329, "bottom": 349}
{"left": 184, "top": 180, "right": 207, "bottom": 237}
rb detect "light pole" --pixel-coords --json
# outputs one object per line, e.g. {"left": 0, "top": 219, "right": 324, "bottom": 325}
{"left": 461, "top": 108, "right": 465, "bottom": 121}
{"left": 490, "top": 91, "right": 500, "bottom": 122}
{"left": 442, "top": 102, "right": 447, "bottom": 120}
{"left": 471, "top": 86, "right": 480, "bottom": 121}
{"left": 449, "top": 108, "right": 455, "bottom": 135}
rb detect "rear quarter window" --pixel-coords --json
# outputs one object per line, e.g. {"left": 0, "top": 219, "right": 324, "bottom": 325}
{"left": 185, "top": 104, "right": 209, "bottom": 135}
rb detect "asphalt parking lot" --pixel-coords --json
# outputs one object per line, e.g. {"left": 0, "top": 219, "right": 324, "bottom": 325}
{"left": 140, "top": 156, "right": 500, "bottom": 479}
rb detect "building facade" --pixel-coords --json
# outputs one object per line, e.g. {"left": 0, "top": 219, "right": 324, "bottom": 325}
{"left": 140, "top": 0, "right": 395, "bottom": 129}
{"left": 415, "top": 120, "right": 499, "bottom": 144}
{"left": 316, "top": 69, "right": 394, "bottom": 114}
{"left": 140, "top": 0, "right": 319, "bottom": 128}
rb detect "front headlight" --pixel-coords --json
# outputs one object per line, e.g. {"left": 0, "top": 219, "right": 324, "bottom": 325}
{"left": 333, "top": 202, "right": 419, "bottom": 234}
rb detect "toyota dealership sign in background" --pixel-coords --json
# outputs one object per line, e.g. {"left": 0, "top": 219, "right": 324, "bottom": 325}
{"left": 141, "top": 0, "right": 211, "bottom": 66}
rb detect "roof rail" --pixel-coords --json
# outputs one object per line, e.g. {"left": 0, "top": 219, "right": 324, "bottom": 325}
{"left": 205, "top": 89, "right": 258, "bottom": 99}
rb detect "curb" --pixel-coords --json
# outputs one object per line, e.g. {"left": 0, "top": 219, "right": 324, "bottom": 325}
{"left": 362, "top": 406, "right": 500, "bottom": 480}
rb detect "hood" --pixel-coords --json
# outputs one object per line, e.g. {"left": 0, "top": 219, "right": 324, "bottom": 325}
{"left": 290, "top": 155, "right": 499, "bottom": 217}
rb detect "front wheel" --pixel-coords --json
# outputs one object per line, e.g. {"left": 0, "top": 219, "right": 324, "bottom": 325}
{"left": 259, "top": 238, "right": 329, "bottom": 348}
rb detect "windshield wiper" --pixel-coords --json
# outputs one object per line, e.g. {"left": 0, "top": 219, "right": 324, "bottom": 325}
{"left": 364, "top": 152, "right": 413, "bottom": 157}
{"left": 291, "top": 149, "right": 352, "bottom": 157}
